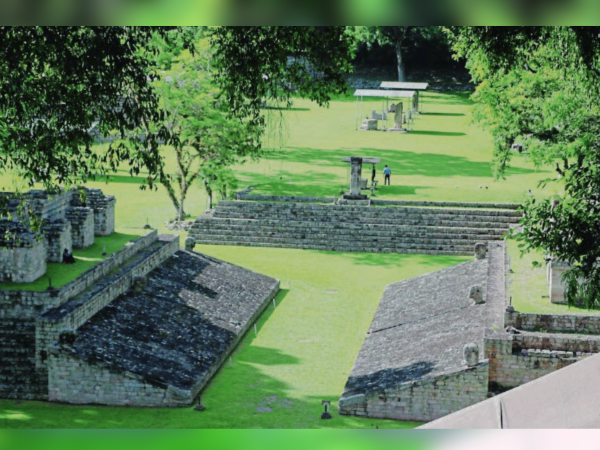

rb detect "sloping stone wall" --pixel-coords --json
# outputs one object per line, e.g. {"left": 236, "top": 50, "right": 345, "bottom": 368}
{"left": 48, "top": 250, "right": 280, "bottom": 407}
{"left": 36, "top": 234, "right": 179, "bottom": 372}
{"left": 340, "top": 363, "right": 489, "bottom": 422}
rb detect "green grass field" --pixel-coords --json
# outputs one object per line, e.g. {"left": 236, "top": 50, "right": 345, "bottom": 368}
{"left": 0, "top": 91, "right": 565, "bottom": 428}
{"left": 0, "top": 247, "right": 468, "bottom": 429}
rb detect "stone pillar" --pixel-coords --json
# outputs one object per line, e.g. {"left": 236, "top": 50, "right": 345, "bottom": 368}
{"left": 464, "top": 343, "right": 479, "bottom": 367}
{"left": 549, "top": 260, "right": 571, "bottom": 304}
{"left": 474, "top": 243, "right": 487, "bottom": 260}
{"left": 343, "top": 157, "right": 367, "bottom": 200}
{"left": 469, "top": 285, "right": 485, "bottom": 304}
{"left": 389, "top": 102, "right": 404, "bottom": 131}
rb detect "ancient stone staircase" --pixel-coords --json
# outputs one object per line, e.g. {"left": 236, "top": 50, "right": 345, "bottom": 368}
{"left": 189, "top": 200, "right": 521, "bottom": 255}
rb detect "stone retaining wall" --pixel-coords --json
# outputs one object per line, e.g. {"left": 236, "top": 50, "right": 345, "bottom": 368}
{"left": 0, "top": 230, "right": 159, "bottom": 320}
{"left": 48, "top": 350, "right": 189, "bottom": 407}
{"left": 339, "top": 363, "right": 489, "bottom": 422}
{"left": 36, "top": 234, "right": 179, "bottom": 371}
{"left": 505, "top": 311, "right": 600, "bottom": 334}
{"left": 485, "top": 334, "right": 584, "bottom": 389}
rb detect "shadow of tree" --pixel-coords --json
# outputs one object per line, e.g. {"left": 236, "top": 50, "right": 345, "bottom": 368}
{"left": 408, "top": 131, "right": 467, "bottom": 137}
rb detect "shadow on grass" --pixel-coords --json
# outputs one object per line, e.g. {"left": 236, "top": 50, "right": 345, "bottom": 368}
{"left": 256, "top": 147, "right": 540, "bottom": 178}
{"left": 408, "top": 130, "right": 467, "bottom": 137}
{"left": 420, "top": 112, "right": 465, "bottom": 117}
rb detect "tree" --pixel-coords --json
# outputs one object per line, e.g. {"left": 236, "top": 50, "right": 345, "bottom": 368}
{"left": 155, "top": 39, "right": 260, "bottom": 220}
{"left": 349, "top": 27, "right": 447, "bottom": 81}
{"left": 209, "top": 27, "right": 353, "bottom": 133}
{"left": 0, "top": 27, "right": 195, "bottom": 193}
{"left": 447, "top": 26, "right": 600, "bottom": 308}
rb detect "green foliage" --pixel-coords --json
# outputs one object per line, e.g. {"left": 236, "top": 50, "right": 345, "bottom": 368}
{"left": 449, "top": 26, "right": 600, "bottom": 308}
{"left": 209, "top": 27, "right": 353, "bottom": 131}
{"left": 0, "top": 27, "right": 193, "bottom": 192}
{"left": 348, "top": 27, "right": 451, "bottom": 81}
{"left": 154, "top": 35, "right": 260, "bottom": 219}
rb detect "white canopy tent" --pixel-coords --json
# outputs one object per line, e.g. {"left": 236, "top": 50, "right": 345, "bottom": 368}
{"left": 353, "top": 89, "right": 416, "bottom": 130}
{"left": 380, "top": 82, "right": 429, "bottom": 112}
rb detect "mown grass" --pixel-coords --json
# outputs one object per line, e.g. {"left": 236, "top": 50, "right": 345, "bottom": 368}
{"left": 0, "top": 246, "right": 468, "bottom": 429}
{"left": 507, "top": 239, "right": 600, "bottom": 315}
{"left": 0, "top": 91, "right": 559, "bottom": 428}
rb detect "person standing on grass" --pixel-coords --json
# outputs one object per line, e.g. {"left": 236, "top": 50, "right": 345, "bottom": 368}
{"left": 383, "top": 165, "right": 391, "bottom": 186}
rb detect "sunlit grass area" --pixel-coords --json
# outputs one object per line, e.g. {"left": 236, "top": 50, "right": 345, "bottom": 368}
{"left": 0, "top": 246, "right": 469, "bottom": 428}
{"left": 507, "top": 239, "right": 600, "bottom": 315}
{"left": 0, "top": 230, "right": 147, "bottom": 291}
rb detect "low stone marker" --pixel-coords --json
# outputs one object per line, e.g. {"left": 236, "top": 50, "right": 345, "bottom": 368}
{"left": 474, "top": 243, "right": 487, "bottom": 260}
{"left": 464, "top": 343, "right": 479, "bottom": 367}
{"left": 469, "top": 285, "right": 485, "bottom": 304}
{"left": 185, "top": 237, "right": 196, "bottom": 251}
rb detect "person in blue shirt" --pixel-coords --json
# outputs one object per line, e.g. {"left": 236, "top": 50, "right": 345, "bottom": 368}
{"left": 383, "top": 165, "right": 391, "bottom": 186}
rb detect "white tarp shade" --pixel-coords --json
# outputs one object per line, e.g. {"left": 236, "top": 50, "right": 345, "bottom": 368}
{"left": 380, "top": 82, "right": 429, "bottom": 90}
{"left": 353, "top": 89, "right": 415, "bottom": 98}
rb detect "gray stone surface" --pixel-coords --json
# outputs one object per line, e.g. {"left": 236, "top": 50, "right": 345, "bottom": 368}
{"left": 421, "top": 352, "right": 600, "bottom": 429}
{"left": 51, "top": 250, "right": 279, "bottom": 404}
{"left": 344, "top": 258, "right": 488, "bottom": 396}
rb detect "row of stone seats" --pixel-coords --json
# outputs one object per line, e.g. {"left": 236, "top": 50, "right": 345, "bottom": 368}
{"left": 189, "top": 200, "right": 520, "bottom": 255}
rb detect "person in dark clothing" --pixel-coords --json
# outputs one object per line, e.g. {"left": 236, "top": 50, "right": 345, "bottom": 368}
{"left": 383, "top": 165, "right": 391, "bottom": 186}
{"left": 371, "top": 164, "right": 376, "bottom": 184}
{"left": 62, "top": 248, "right": 75, "bottom": 264}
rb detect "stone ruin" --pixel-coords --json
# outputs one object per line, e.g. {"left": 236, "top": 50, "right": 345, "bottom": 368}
{"left": 0, "top": 189, "right": 280, "bottom": 407}
{"left": 0, "top": 188, "right": 115, "bottom": 283}
{"left": 339, "top": 240, "right": 600, "bottom": 423}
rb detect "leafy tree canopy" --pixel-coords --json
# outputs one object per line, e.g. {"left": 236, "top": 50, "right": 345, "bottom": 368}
{"left": 209, "top": 26, "right": 353, "bottom": 131}
{"left": 0, "top": 26, "right": 195, "bottom": 192}
{"left": 448, "top": 26, "right": 600, "bottom": 308}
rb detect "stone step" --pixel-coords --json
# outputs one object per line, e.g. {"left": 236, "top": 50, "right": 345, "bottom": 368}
{"left": 192, "top": 219, "right": 511, "bottom": 235}
{"left": 195, "top": 240, "right": 471, "bottom": 255}
{"left": 218, "top": 200, "right": 523, "bottom": 217}
{"left": 213, "top": 209, "right": 520, "bottom": 224}
{"left": 195, "top": 234, "right": 477, "bottom": 250}
{"left": 193, "top": 217, "right": 509, "bottom": 233}
{"left": 191, "top": 221, "right": 506, "bottom": 240}
{"left": 192, "top": 229, "right": 500, "bottom": 245}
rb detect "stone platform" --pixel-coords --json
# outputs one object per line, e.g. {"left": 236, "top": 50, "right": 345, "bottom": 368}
{"left": 47, "top": 250, "right": 279, "bottom": 407}
{"left": 339, "top": 242, "right": 507, "bottom": 422}
{"left": 189, "top": 199, "right": 521, "bottom": 256}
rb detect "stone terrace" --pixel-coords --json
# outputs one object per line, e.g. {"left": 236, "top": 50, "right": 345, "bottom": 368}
{"left": 339, "top": 242, "right": 507, "bottom": 422}
{"left": 47, "top": 250, "right": 279, "bottom": 407}
{"left": 190, "top": 199, "right": 521, "bottom": 255}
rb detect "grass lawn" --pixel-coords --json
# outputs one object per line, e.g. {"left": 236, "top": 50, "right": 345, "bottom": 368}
{"left": 0, "top": 91, "right": 563, "bottom": 428}
{"left": 0, "top": 230, "right": 147, "bottom": 291}
{"left": 0, "top": 246, "right": 469, "bottom": 429}
{"left": 507, "top": 239, "right": 600, "bottom": 315}
{"left": 0, "top": 91, "right": 555, "bottom": 239}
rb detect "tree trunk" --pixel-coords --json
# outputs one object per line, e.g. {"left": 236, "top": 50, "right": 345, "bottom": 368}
{"left": 395, "top": 41, "right": 406, "bottom": 82}
{"left": 205, "top": 180, "right": 213, "bottom": 209}
{"left": 178, "top": 192, "right": 185, "bottom": 221}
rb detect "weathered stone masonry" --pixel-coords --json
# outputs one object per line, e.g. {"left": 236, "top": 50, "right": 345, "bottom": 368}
{"left": 0, "top": 188, "right": 116, "bottom": 283}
